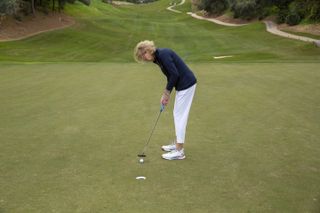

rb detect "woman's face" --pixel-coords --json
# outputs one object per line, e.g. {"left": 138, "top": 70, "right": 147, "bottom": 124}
{"left": 142, "top": 50, "right": 154, "bottom": 62}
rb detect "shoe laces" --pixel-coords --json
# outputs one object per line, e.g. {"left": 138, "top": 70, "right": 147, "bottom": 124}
{"left": 170, "top": 149, "right": 183, "bottom": 155}
{"left": 168, "top": 149, "right": 178, "bottom": 154}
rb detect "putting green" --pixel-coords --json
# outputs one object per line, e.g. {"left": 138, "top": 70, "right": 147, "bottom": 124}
{"left": 0, "top": 63, "right": 319, "bottom": 212}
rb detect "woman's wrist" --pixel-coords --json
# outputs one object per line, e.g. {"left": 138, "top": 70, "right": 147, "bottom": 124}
{"left": 163, "top": 89, "right": 170, "bottom": 97}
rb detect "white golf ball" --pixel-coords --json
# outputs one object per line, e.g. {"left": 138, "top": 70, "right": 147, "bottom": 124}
{"left": 139, "top": 158, "right": 144, "bottom": 163}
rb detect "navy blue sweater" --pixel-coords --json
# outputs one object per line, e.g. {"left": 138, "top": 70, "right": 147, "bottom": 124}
{"left": 153, "top": 48, "right": 197, "bottom": 92}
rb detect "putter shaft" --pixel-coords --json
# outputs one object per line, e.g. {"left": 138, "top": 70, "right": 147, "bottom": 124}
{"left": 138, "top": 110, "right": 162, "bottom": 157}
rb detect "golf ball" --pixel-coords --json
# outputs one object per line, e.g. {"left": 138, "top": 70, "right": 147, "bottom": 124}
{"left": 139, "top": 158, "right": 144, "bottom": 163}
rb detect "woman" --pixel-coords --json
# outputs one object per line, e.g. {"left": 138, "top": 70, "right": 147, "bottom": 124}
{"left": 134, "top": 40, "right": 197, "bottom": 160}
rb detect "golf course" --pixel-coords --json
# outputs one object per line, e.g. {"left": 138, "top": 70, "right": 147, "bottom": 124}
{"left": 0, "top": 0, "right": 320, "bottom": 212}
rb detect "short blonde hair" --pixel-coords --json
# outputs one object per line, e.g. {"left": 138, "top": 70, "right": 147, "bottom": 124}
{"left": 134, "top": 40, "right": 156, "bottom": 62}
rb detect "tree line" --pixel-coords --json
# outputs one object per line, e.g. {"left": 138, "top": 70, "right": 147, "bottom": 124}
{"left": 1, "top": 0, "right": 319, "bottom": 26}
{"left": 196, "top": 0, "right": 320, "bottom": 25}
{"left": 0, "top": 0, "right": 90, "bottom": 20}
{"left": 0, "top": 0, "right": 157, "bottom": 21}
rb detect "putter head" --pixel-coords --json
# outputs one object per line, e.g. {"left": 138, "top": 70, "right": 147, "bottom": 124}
{"left": 137, "top": 154, "right": 146, "bottom": 158}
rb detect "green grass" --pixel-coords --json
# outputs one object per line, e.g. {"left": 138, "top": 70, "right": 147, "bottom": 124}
{"left": 0, "top": 63, "right": 319, "bottom": 212}
{"left": 0, "top": 0, "right": 319, "bottom": 62}
{"left": 281, "top": 29, "right": 320, "bottom": 40}
{"left": 0, "top": 0, "right": 320, "bottom": 212}
{"left": 173, "top": 0, "right": 192, "bottom": 13}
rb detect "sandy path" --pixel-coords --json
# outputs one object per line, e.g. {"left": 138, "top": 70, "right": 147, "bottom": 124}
{"left": 112, "top": 1, "right": 134, "bottom": 5}
{"left": 167, "top": 0, "right": 185, "bottom": 13}
{"left": 264, "top": 20, "right": 320, "bottom": 46}
{"left": 167, "top": 0, "right": 320, "bottom": 46}
{"left": 187, "top": 12, "right": 248, "bottom": 27}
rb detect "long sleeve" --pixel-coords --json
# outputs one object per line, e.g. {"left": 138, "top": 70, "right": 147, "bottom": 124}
{"left": 154, "top": 48, "right": 197, "bottom": 92}
{"left": 161, "top": 56, "right": 180, "bottom": 92}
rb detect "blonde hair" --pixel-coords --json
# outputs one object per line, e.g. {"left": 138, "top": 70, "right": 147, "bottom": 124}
{"left": 134, "top": 40, "right": 156, "bottom": 62}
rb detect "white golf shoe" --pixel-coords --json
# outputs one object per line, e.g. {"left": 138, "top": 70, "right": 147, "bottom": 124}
{"left": 161, "top": 142, "right": 176, "bottom": 152}
{"left": 162, "top": 149, "right": 185, "bottom": 160}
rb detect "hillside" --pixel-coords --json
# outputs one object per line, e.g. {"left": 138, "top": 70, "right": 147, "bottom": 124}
{"left": 0, "top": 12, "right": 75, "bottom": 41}
{"left": 0, "top": 0, "right": 319, "bottom": 63}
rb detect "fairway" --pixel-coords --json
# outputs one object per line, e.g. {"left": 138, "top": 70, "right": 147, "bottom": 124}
{"left": 0, "top": 0, "right": 320, "bottom": 212}
{"left": 0, "top": 0, "right": 320, "bottom": 63}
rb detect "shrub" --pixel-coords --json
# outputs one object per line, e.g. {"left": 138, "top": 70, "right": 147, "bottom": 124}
{"left": 288, "top": 0, "right": 305, "bottom": 19}
{"left": 308, "top": 1, "right": 320, "bottom": 21}
{"left": 286, "top": 12, "right": 301, "bottom": 25}
{"left": 231, "top": 0, "right": 257, "bottom": 20}
{"left": 198, "top": 0, "right": 229, "bottom": 16}
{"left": 78, "top": 0, "right": 91, "bottom": 5}
{"left": 276, "top": 9, "right": 289, "bottom": 23}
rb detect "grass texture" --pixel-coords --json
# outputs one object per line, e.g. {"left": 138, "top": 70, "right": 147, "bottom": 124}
{"left": 0, "top": 0, "right": 320, "bottom": 212}
{"left": 0, "top": 0, "right": 319, "bottom": 62}
{"left": 0, "top": 63, "right": 319, "bottom": 212}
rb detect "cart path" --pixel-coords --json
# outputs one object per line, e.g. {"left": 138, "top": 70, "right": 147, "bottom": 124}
{"left": 187, "top": 12, "right": 248, "bottom": 27}
{"left": 264, "top": 20, "right": 320, "bottom": 46}
{"left": 167, "top": 0, "right": 320, "bottom": 46}
{"left": 167, "top": 0, "right": 185, "bottom": 13}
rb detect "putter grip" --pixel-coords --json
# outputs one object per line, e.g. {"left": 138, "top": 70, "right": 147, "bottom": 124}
{"left": 160, "top": 104, "right": 165, "bottom": 112}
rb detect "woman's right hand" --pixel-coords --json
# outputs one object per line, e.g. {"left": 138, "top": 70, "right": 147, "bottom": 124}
{"left": 161, "top": 90, "right": 170, "bottom": 106}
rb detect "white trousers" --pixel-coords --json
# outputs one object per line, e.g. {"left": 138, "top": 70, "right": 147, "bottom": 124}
{"left": 173, "top": 84, "right": 196, "bottom": 144}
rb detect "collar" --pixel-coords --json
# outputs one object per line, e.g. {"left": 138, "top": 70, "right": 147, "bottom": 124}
{"left": 153, "top": 48, "right": 159, "bottom": 64}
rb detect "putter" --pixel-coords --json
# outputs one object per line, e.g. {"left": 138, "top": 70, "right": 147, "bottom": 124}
{"left": 138, "top": 104, "right": 165, "bottom": 158}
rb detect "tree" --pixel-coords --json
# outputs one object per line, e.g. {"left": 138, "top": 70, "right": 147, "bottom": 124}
{"left": 273, "top": 0, "right": 294, "bottom": 9}
{"left": 31, "top": 0, "right": 35, "bottom": 14}
{"left": 198, "top": 0, "right": 229, "bottom": 15}
{"left": 231, "top": 0, "right": 258, "bottom": 20}
{"left": 0, "top": 0, "right": 21, "bottom": 16}
{"left": 305, "top": 0, "right": 320, "bottom": 21}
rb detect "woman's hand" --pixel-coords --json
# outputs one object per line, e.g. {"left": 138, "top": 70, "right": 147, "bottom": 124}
{"left": 161, "top": 89, "right": 170, "bottom": 106}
